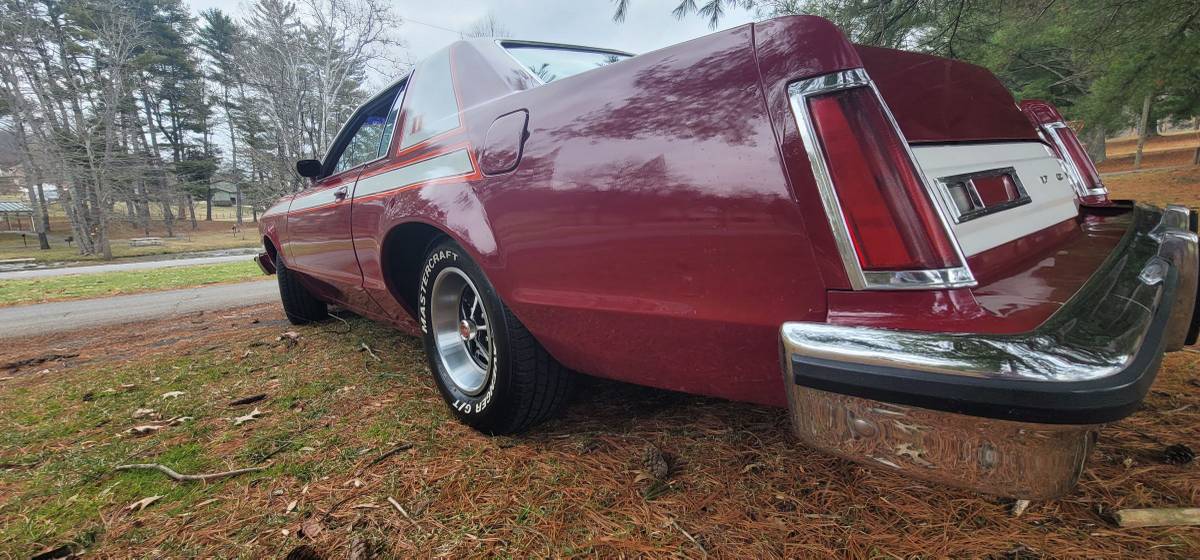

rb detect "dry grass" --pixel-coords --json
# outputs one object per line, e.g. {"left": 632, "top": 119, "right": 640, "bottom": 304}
{"left": 0, "top": 300, "right": 1197, "bottom": 559}
{"left": 1099, "top": 133, "right": 1200, "bottom": 174}
{"left": 2, "top": 174, "right": 1200, "bottom": 558}
{"left": 0, "top": 220, "right": 258, "bottom": 264}
{"left": 1105, "top": 167, "right": 1200, "bottom": 208}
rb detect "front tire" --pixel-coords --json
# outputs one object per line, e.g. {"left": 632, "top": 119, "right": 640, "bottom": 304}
{"left": 418, "top": 239, "right": 573, "bottom": 434}
{"left": 276, "top": 253, "right": 328, "bottom": 325}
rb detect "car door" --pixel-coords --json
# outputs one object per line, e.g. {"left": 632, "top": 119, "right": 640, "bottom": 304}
{"left": 285, "top": 83, "right": 405, "bottom": 311}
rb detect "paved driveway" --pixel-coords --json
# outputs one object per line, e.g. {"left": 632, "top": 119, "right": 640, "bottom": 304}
{"left": 0, "top": 279, "right": 277, "bottom": 339}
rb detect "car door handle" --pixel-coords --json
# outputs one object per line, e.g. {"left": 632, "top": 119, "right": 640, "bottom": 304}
{"left": 333, "top": 187, "right": 348, "bottom": 201}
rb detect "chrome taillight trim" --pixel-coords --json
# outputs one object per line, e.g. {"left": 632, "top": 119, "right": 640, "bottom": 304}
{"left": 1043, "top": 122, "right": 1108, "bottom": 198}
{"left": 786, "top": 69, "right": 976, "bottom": 291}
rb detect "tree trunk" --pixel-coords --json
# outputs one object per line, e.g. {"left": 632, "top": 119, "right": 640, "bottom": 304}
{"left": 1192, "top": 118, "right": 1199, "bottom": 166}
{"left": 1082, "top": 124, "right": 1107, "bottom": 164}
{"left": 205, "top": 182, "right": 213, "bottom": 221}
{"left": 186, "top": 194, "right": 197, "bottom": 230}
{"left": 161, "top": 198, "right": 175, "bottom": 238}
{"left": 25, "top": 182, "right": 50, "bottom": 250}
{"left": 36, "top": 184, "right": 50, "bottom": 233}
{"left": 1134, "top": 93, "right": 1153, "bottom": 170}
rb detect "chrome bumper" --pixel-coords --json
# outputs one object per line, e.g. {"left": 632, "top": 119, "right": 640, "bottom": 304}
{"left": 780, "top": 204, "right": 1198, "bottom": 499}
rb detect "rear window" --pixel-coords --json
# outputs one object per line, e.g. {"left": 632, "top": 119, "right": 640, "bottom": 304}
{"left": 503, "top": 44, "right": 630, "bottom": 83}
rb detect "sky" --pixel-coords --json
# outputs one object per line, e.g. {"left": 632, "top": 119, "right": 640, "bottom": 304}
{"left": 187, "top": 0, "right": 759, "bottom": 86}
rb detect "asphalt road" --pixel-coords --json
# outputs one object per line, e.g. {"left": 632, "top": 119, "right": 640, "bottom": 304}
{"left": 0, "top": 249, "right": 259, "bottom": 280}
{"left": 0, "top": 279, "right": 278, "bottom": 339}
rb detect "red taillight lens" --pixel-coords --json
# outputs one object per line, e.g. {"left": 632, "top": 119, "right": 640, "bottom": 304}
{"left": 808, "top": 87, "right": 961, "bottom": 271}
{"left": 972, "top": 174, "right": 1020, "bottom": 206}
{"left": 1019, "top": 100, "right": 1108, "bottom": 204}
{"left": 1050, "top": 126, "right": 1107, "bottom": 202}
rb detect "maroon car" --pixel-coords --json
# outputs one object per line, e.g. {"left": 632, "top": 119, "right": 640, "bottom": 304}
{"left": 257, "top": 16, "right": 1199, "bottom": 499}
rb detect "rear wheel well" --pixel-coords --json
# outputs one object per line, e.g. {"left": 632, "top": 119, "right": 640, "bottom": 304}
{"left": 263, "top": 236, "right": 278, "bottom": 261}
{"left": 381, "top": 222, "right": 448, "bottom": 314}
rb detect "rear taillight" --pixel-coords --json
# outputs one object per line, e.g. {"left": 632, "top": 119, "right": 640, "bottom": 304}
{"left": 788, "top": 69, "right": 973, "bottom": 290}
{"left": 1019, "top": 100, "right": 1109, "bottom": 204}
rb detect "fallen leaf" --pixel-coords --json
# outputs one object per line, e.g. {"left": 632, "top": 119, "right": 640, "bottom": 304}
{"left": 299, "top": 517, "right": 324, "bottom": 538}
{"left": 161, "top": 391, "right": 186, "bottom": 399}
{"left": 166, "top": 416, "right": 192, "bottom": 426}
{"left": 286, "top": 499, "right": 298, "bottom": 514}
{"left": 350, "top": 503, "right": 378, "bottom": 509}
{"left": 233, "top": 408, "right": 263, "bottom": 426}
{"left": 132, "top": 408, "right": 156, "bottom": 419}
{"left": 126, "top": 424, "right": 163, "bottom": 436}
{"left": 124, "top": 495, "right": 162, "bottom": 512}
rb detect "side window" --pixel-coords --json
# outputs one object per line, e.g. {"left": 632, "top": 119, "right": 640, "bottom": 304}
{"left": 503, "top": 44, "right": 630, "bottom": 83}
{"left": 398, "top": 48, "right": 460, "bottom": 149}
{"left": 328, "top": 81, "right": 407, "bottom": 176}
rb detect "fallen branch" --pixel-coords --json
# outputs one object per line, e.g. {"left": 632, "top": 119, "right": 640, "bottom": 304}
{"left": 114, "top": 463, "right": 267, "bottom": 482}
{"left": 388, "top": 497, "right": 425, "bottom": 534}
{"left": 366, "top": 443, "right": 413, "bottom": 468}
{"left": 1115, "top": 507, "right": 1200, "bottom": 528}
{"left": 358, "top": 342, "right": 381, "bottom": 361}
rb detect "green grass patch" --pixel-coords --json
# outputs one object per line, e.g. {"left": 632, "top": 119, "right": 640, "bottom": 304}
{"left": 0, "top": 260, "right": 265, "bottom": 306}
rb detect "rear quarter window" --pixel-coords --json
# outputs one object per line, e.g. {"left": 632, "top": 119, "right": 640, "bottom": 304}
{"left": 503, "top": 43, "right": 631, "bottom": 83}
{"left": 398, "top": 48, "right": 461, "bottom": 149}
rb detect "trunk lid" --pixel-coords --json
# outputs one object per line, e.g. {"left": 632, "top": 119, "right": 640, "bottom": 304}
{"left": 856, "top": 45, "right": 1080, "bottom": 258}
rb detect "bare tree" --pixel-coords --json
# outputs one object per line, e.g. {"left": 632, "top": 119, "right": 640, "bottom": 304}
{"left": 463, "top": 12, "right": 511, "bottom": 38}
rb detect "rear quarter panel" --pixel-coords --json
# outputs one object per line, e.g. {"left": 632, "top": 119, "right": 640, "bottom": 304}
{"left": 462, "top": 25, "right": 828, "bottom": 406}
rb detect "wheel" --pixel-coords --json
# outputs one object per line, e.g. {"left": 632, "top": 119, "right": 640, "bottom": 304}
{"left": 418, "top": 239, "right": 573, "bottom": 434}
{"left": 275, "top": 252, "right": 328, "bottom": 325}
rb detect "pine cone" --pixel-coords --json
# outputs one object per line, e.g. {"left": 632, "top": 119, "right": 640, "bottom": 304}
{"left": 643, "top": 444, "right": 670, "bottom": 480}
{"left": 1164, "top": 443, "right": 1195, "bottom": 465}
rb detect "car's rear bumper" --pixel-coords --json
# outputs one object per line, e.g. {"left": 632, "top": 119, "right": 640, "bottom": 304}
{"left": 780, "top": 203, "right": 1199, "bottom": 499}
{"left": 255, "top": 252, "right": 276, "bottom": 275}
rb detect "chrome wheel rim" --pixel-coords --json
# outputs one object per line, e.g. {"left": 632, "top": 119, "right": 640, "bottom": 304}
{"left": 431, "top": 267, "right": 493, "bottom": 395}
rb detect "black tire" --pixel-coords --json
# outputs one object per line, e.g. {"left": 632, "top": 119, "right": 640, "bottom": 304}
{"left": 275, "top": 253, "right": 328, "bottom": 325}
{"left": 418, "top": 239, "right": 573, "bottom": 434}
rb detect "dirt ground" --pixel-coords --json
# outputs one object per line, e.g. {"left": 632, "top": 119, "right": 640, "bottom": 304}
{"left": 1, "top": 317, "right": 1198, "bottom": 558}
{"left": 2, "top": 172, "right": 1200, "bottom": 559}
{"left": 1099, "top": 133, "right": 1200, "bottom": 174}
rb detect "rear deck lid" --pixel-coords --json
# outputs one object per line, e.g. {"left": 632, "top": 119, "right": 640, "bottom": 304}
{"left": 855, "top": 45, "right": 1039, "bottom": 144}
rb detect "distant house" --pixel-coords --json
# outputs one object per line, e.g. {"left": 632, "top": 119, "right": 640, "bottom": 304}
{"left": 210, "top": 181, "right": 239, "bottom": 206}
{"left": 0, "top": 200, "right": 34, "bottom": 232}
